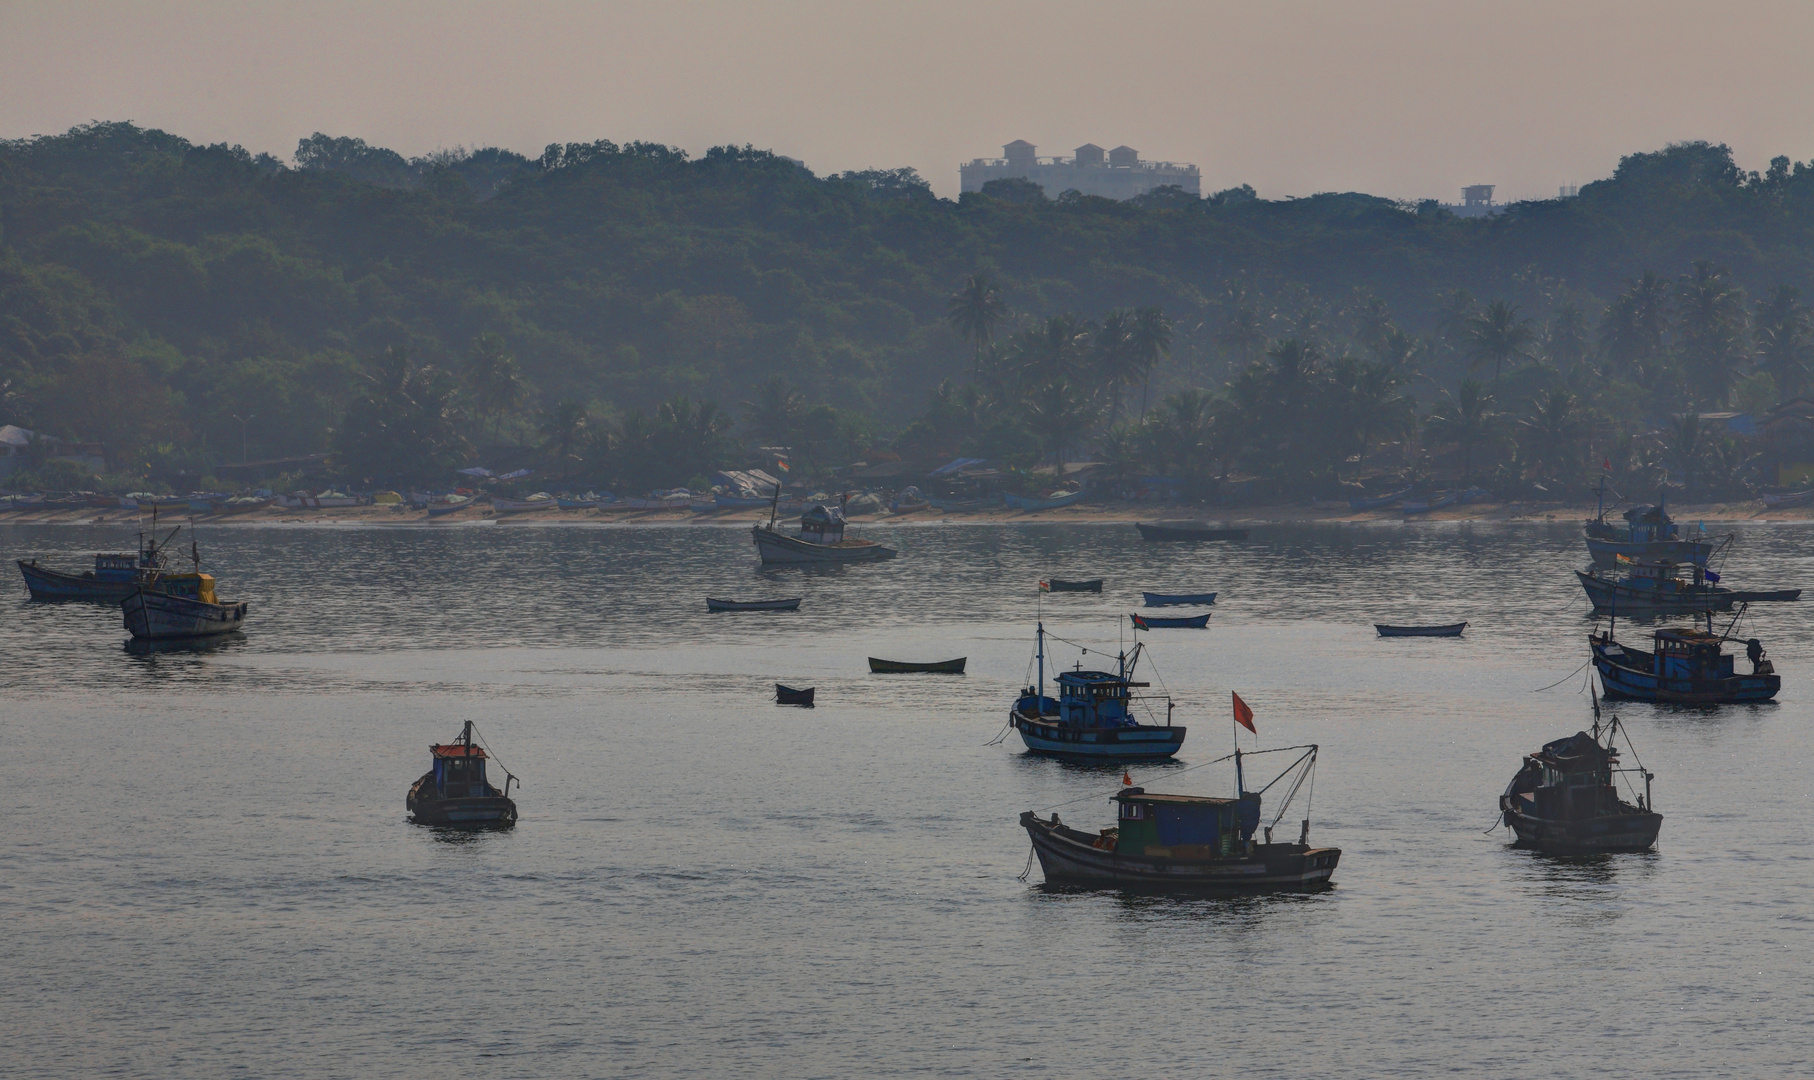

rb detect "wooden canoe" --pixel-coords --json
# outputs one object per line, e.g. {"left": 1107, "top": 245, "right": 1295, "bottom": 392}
{"left": 1375, "top": 622, "right": 1468, "bottom": 637}
{"left": 775, "top": 683, "right": 816, "bottom": 706}
{"left": 1046, "top": 578, "right": 1102, "bottom": 593}
{"left": 1130, "top": 613, "right": 1210, "bottom": 629}
{"left": 868, "top": 656, "right": 967, "bottom": 674}
{"left": 1143, "top": 591, "right": 1217, "bottom": 607}
{"left": 706, "top": 597, "right": 803, "bottom": 612}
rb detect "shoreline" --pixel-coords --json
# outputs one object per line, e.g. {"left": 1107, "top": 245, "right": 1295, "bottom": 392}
{"left": 1, "top": 500, "right": 1808, "bottom": 529}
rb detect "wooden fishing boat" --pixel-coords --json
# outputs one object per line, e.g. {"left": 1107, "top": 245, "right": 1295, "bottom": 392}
{"left": 120, "top": 523, "right": 247, "bottom": 640}
{"left": 1045, "top": 578, "right": 1102, "bottom": 593}
{"left": 1131, "top": 613, "right": 1210, "bottom": 630}
{"left": 1761, "top": 489, "right": 1814, "bottom": 508}
{"left": 425, "top": 497, "right": 473, "bottom": 517}
{"left": 1004, "top": 490, "right": 1084, "bottom": 511}
{"left": 1376, "top": 622, "right": 1467, "bottom": 637}
{"left": 1590, "top": 622, "right": 1780, "bottom": 704}
{"left": 775, "top": 684, "right": 815, "bottom": 706}
{"left": 706, "top": 597, "right": 802, "bottom": 612}
{"left": 407, "top": 721, "right": 518, "bottom": 827}
{"left": 1576, "top": 562, "right": 1733, "bottom": 615}
{"left": 1021, "top": 747, "right": 1337, "bottom": 890}
{"left": 1583, "top": 492, "right": 1718, "bottom": 569}
{"left": 18, "top": 551, "right": 155, "bottom": 601}
{"left": 492, "top": 494, "right": 556, "bottom": 512}
{"left": 1500, "top": 698, "right": 1660, "bottom": 853}
{"left": 1142, "top": 591, "right": 1217, "bottom": 607}
{"left": 1010, "top": 624, "right": 1185, "bottom": 760}
{"left": 1135, "top": 521, "right": 1249, "bottom": 542}
{"left": 752, "top": 502, "right": 896, "bottom": 565}
{"left": 1348, "top": 488, "right": 1410, "bottom": 511}
{"left": 869, "top": 656, "right": 966, "bottom": 673}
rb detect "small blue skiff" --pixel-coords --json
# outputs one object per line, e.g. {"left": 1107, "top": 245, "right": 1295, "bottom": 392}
{"left": 1142, "top": 591, "right": 1217, "bottom": 607}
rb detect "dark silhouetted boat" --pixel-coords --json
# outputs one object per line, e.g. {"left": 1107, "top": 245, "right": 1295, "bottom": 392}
{"left": 752, "top": 501, "right": 896, "bottom": 565}
{"left": 1143, "top": 591, "right": 1217, "bottom": 607}
{"left": 775, "top": 684, "right": 815, "bottom": 706}
{"left": 18, "top": 551, "right": 153, "bottom": 601}
{"left": 1044, "top": 578, "right": 1101, "bottom": 593}
{"left": 869, "top": 656, "right": 966, "bottom": 674}
{"left": 1135, "top": 521, "right": 1249, "bottom": 542}
{"left": 1583, "top": 489, "right": 1720, "bottom": 570}
{"left": 1500, "top": 694, "right": 1660, "bottom": 852}
{"left": 1576, "top": 560, "right": 1732, "bottom": 615}
{"left": 1130, "top": 613, "right": 1210, "bottom": 629}
{"left": 1020, "top": 745, "right": 1337, "bottom": 889}
{"left": 1376, "top": 622, "right": 1467, "bottom": 637}
{"left": 706, "top": 597, "right": 802, "bottom": 612}
{"left": 120, "top": 524, "right": 247, "bottom": 640}
{"left": 1010, "top": 623, "right": 1185, "bottom": 760}
{"left": 407, "top": 721, "right": 518, "bottom": 827}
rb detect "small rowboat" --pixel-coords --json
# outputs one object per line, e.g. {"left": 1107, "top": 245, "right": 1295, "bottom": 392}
{"left": 1135, "top": 521, "right": 1249, "bottom": 542}
{"left": 1143, "top": 591, "right": 1217, "bottom": 607}
{"left": 706, "top": 597, "right": 802, "bottom": 612}
{"left": 1004, "top": 490, "right": 1085, "bottom": 511}
{"left": 1762, "top": 490, "right": 1814, "bottom": 508}
{"left": 426, "top": 498, "right": 473, "bottom": 517}
{"left": 1046, "top": 578, "right": 1102, "bottom": 593}
{"left": 1376, "top": 622, "right": 1467, "bottom": 637}
{"left": 868, "top": 656, "right": 967, "bottom": 674}
{"left": 776, "top": 684, "right": 816, "bottom": 706}
{"left": 1130, "top": 613, "right": 1210, "bottom": 630}
{"left": 493, "top": 496, "right": 556, "bottom": 512}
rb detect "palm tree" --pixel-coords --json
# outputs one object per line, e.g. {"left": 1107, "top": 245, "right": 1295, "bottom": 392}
{"left": 946, "top": 274, "right": 1007, "bottom": 381}
{"left": 1021, "top": 377, "right": 1101, "bottom": 465}
{"left": 1676, "top": 260, "right": 1746, "bottom": 407}
{"left": 1661, "top": 411, "right": 1706, "bottom": 493}
{"left": 1464, "top": 300, "right": 1535, "bottom": 385}
{"left": 1011, "top": 314, "right": 1093, "bottom": 386}
{"left": 539, "top": 399, "right": 588, "bottom": 480}
{"left": 1597, "top": 272, "right": 1670, "bottom": 379}
{"left": 1517, "top": 389, "right": 1585, "bottom": 482}
{"left": 1754, "top": 284, "right": 1810, "bottom": 399}
{"left": 742, "top": 375, "right": 806, "bottom": 446}
{"left": 1093, "top": 310, "right": 1138, "bottom": 426}
{"left": 466, "top": 333, "right": 527, "bottom": 443}
{"left": 1341, "top": 360, "right": 1416, "bottom": 477}
{"left": 1129, "top": 307, "right": 1173, "bottom": 418}
{"left": 1424, "top": 380, "right": 1497, "bottom": 483}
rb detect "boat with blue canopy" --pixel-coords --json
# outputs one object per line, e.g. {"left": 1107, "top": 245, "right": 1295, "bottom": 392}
{"left": 1590, "top": 609, "right": 1780, "bottom": 704}
{"left": 1583, "top": 485, "right": 1721, "bottom": 570}
{"left": 1010, "top": 623, "right": 1186, "bottom": 760}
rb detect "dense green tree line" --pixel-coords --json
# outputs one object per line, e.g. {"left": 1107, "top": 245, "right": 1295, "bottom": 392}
{"left": 3, "top": 121, "right": 1814, "bottom": 494}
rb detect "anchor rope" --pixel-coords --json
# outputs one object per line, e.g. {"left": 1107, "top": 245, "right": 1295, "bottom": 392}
{"left": 1532, "top": 657, "right": 1592, "bottom": 693}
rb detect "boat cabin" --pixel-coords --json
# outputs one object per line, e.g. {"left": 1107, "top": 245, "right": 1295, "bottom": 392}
{"left": 428, "top": 742, "right": 494, "bottom": 799}
{"left": 92, "top": 553, "right": 141, "bottom": 582}
{"left": 154, "top": 572, "right": 219, "bottom": 603}
{"left": 1111, "top": 788, "right": 1261, "bottom": 857}
{"left": 1653, "top": 628, "right": 1734, "bottom": 680}
{"left": 1620, "top": 503, "right": 1678, "bottom": 543}
{"left": 1509, "top": 731, "right": 1630, "bottom": 821}
{"left": 799, "top": 504, "right": 846, "bottom": 544}
{"left": 1055, "top": 669, "right": 1147, "bottom": 727}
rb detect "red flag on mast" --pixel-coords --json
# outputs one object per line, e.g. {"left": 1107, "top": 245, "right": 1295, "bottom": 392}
{"left": 1232, "top": 692, "right": 1257, "bottom": 734}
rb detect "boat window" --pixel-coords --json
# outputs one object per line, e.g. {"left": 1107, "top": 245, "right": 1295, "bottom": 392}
{"left": 1119, "top": 802, "right": 1145, "bottom": 820}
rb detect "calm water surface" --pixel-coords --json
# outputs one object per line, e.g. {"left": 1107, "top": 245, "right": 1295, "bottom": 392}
{"left": 3, "top": 519, "right": 1812, "bottom": 1078}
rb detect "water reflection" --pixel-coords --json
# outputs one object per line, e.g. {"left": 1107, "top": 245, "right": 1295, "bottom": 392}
{"left": 123, "top": 631, "right": 247, "bottom": 658}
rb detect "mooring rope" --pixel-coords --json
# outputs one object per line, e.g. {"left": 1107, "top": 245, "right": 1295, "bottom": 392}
{"left": 1532, "top": 657, "right": 1592, "bottom": 693}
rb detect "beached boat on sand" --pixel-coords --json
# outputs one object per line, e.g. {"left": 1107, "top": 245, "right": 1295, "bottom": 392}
{"left": 1004, "top": 490, "right": 1084, "bottom": 511}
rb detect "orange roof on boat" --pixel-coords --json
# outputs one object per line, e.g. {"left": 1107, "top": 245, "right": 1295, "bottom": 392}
{"left": 430, "top": 744, "right": 487, "bottom": 759}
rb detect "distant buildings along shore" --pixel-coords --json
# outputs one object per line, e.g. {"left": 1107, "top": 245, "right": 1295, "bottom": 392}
{"left": 961, "top": 141, "right": 1200, "bottom": 201}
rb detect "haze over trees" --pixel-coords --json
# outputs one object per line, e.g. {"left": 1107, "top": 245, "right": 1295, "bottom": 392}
{"left": 3, "top": 121, "right": 1814, "bottom": 497}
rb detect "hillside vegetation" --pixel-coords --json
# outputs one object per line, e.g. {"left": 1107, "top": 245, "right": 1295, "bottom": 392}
{"left": 3, "top": 122, "right": 1814, "bottom": 496}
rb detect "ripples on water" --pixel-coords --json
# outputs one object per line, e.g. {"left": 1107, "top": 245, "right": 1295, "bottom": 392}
{"left": 2, "top": 519, "right": 1811, "bottom": 1078}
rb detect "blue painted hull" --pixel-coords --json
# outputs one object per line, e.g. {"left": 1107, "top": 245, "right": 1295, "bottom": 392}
{"left": 17, "top": 559, "right": 138, "bottom": 600}
{"left": 1584, "top": 536, "right": 1714, "bottom": 570}
{"left": 1591, "top": 642, "right": 1779, "bottom": 704}
{"left": 1005, "top": 491, "right": 1085, "bottom": 511}
{"left": 1012, "top": 712, "right": 1186, "bottom": 760}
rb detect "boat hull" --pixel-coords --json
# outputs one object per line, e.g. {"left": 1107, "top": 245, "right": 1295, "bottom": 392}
{"left": 752, "top": 526, "right": 896, "bottom": 565}
{"left": 122, "top": 589, "right": 248, "bottom": 640}
{"left": 1591, "top": 644, "right": 1779, "bottom": 703}
{"left": 775, "top": 684, "right": 815, "bottom": 706}
{"left": 1575, "top": 570, "right": 1732, "bottom": 614}
{"left": 408, "top": 791, "right": 518, "bottom": 827}
{"left": 1131, "top": 613, "right": 1210, "bottom": 629}
{"left": 706, "top": 597, "right": 802, "bottom": 611}
{"left": 1046, "top": 579, "right": 1101, "bottom": 592}
{"left": 869, "top": 657, "right": 966, "bottom": 673}
{"left": 1584, "top": 537, "right": 1713, "bottom": 570}
{"left": 1011, "top": 712, "right": 1185, "bottom": 760}
{"left": 1135, "top": 522, "right": 1249, "bottom": 542}
{"left": 1376, "top": 622, "right": 1467, "bottom": 637}
{"left": 17, "top": 560, "right": 139, "bottom": 601}
{"left": 1021, "top": 813, "right": 1338, "bottom": 890}
{"left": 1502, "top": 805, "right": 1661, "bottom": 853}
{"left": 1143, "top": 592, "right": 1217, "bottom": 606}
{"left": 1005, "top": 491, "right": 1085, "bottom": 511}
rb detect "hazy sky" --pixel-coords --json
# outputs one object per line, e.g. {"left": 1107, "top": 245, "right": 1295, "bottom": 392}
{"left": 4, "top": 0, "right": 1812, "bottom": 202}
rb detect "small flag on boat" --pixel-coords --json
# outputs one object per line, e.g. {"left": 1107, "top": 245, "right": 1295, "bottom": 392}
{"left": 1705, "top": 569, "right": 1721, "bottom": 583}
{"left": 1603, "top": 457, "right": 1611, "bottom": 471}
{"left": 776, "top": 459, "right": 790, "bottom": 472}
{"left": 1122, "top": 770, "right": 1133, "bottom": 786}
{"left": 1232, "top": 692, "right": 1257, "bottom": 734}
{"left": 1038, "top": 580, "right": 1050, "bottom": 592}
{"left": 1616, "top": 553, "right": 1634, "bottom": 563}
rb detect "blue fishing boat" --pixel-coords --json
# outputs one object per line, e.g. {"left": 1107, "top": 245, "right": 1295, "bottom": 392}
{"left": 1576, "top": 561, "right": 1732, "bottom": 615}
{"left": 1010, "top": 623, "right": 1186, "bottom": 760}
{"left": 1348, "top": 487, "right": 1410, "bottom": 511}
{"left": 1131, "top": 613, "right": 1210, "bottom": 629}
{"left": 1591, "top": 617, "right": 1779, "bottom": 704}
{"left": 1004, "top": 490, "right": 1085, "bottom": 511}
{"left": 1584, "top": 488, "right": 1719, "bottom": 570}
{"left": 18, "top": 551, "right": 155, "bottom": 600}
{"left": 1143, "top": 591, "right": 1217, "bottom": 607}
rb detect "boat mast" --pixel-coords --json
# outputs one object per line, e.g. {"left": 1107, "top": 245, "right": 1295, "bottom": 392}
{"left": 1035, "top": 619, "right": 1045, "bottom": 704}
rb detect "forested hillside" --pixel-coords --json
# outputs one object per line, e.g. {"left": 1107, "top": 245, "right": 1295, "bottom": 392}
{"left": 3, "top": 121, "right": 1814, "bottom": 495}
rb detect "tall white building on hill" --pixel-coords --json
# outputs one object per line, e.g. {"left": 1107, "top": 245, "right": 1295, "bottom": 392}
{"left": 960, "top": 140, "right": 1200, "bottom": 200}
